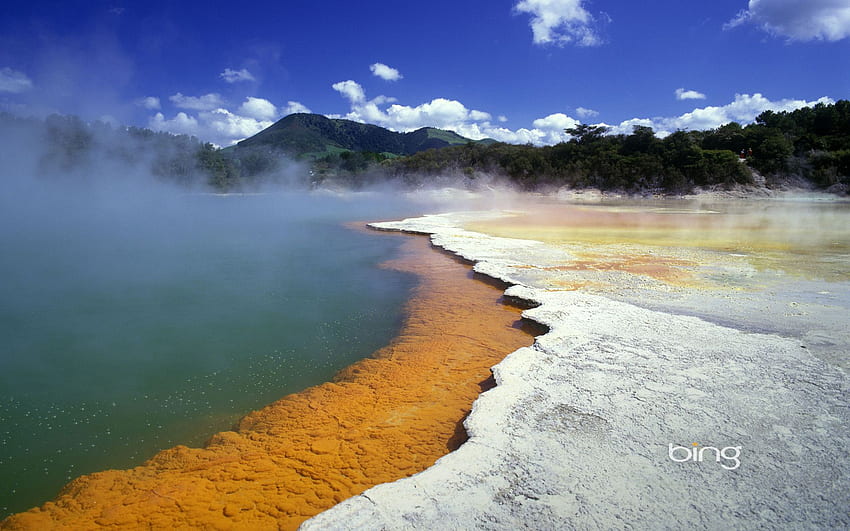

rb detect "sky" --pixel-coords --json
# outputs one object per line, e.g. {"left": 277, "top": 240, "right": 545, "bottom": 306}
{"left": 1, "top": 0, "right": 849, "bottom": 146}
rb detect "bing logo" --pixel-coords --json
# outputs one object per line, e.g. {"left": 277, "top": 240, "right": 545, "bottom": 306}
{"left": 668, "top": 442, "right": 741, "bottom": 470}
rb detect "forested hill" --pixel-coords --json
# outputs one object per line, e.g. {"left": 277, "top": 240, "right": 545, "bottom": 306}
{"left": 235, "top": 113, "right": 484, "bottom": 158}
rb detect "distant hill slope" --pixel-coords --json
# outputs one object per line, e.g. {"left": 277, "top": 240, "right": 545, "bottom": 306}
{"left": 235, "top": 113, "right": 487, "bottom": 158}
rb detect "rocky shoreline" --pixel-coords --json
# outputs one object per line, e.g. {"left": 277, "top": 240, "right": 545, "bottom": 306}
{"left": 0, "top": 233, "right": 534, "bottom": 530}
{"left": 303, "top": 210, "right": 850, "bottom": 529}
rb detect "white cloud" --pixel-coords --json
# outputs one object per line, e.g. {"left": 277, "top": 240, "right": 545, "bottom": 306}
{"left": 197, "top": 109, "right": 273, "bottom": 144}
{"left": 332, "top": 80, "right": 366, "bottom": 104}
{"left": 334, "top": 80, "right": 496, "bottom": 135}
{"left": 220, "top": 68, "right": 256, "bottom": 83}
{"left": 239, "top": 96, "right": 277, "bottom": 120}
{"left": 169, "top": 92, "right": 226, "bottom": 111}
{"left": 725, "top": 0, "right": 850, "bottom": 41}
{"left": 149, "top": 111, "right": 199, "bottom": 137}
{"left": 282, "top": 101, "right": 312, "bottom": 115}
{"left": 601, "top": 117, "right": 656, "bottom": 136}
{"left": 489, "top": 125, "right": 552, "bottom": 144}
{"left": 604, "top": 93, "right": 834, "bottom": 137}
{"left": 371, "top": 95, "right": 398, "bottom": 105}
{"left": 149, "top": 95, "right": 293, "bottom": 146}
{"left": 330, "top": 79, "right": 581, "bottom": 145}
{"left": 576, "top": 106, "right": 599, "bottom": 118}
{"left": 469, "top": 109, "right": 493, "bottom": 121}
{"left": 532, "top": 112, "right": 579, "bottom": 130}
{"left": 675, "top": 88, "right": 707, "bottom": 101}
{"left": 385, "top": 98, "right": 471, "bottom": 129}
{"left": 0, "top": 67, "right": 33, "bottom": 93}
{"left": 149, "top": 108, "right": 273, "bottom": 147}
{"left": 666, "top": 93, "right": 833, "bottom": 131}
{"left": 514, "top": 0, "right": 602, "bottom": 46}
{"left": 531, "top": 113, "right": 581, "bottom": 143}
{"left": 328, "top": 79, "right": 833, "bottom": 149}
{"left": 135, "top": 96, "right": 161, "bottom": 110}
{"left": 498, "top": 115, "right": 509, "bottom": 122}
{"left": 370, "top": 63, "right": 403, "bottom": 81}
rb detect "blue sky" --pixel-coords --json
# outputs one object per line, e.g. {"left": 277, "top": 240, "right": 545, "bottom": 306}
{"left": 1, "top": 0, "right": 848, "bottom": 146}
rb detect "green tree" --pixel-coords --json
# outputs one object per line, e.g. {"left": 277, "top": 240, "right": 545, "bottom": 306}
{"left": 565, "top": 124, "right": 610, "bottom": 144}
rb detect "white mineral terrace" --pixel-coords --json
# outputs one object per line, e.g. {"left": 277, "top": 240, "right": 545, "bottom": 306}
{"left": 302, "top": 208, "right": 849, "bottom": 530}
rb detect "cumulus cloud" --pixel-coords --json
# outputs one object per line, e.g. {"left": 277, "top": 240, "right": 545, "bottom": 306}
{"left": 531, "top": 113, "right": 581, "bottom": 143}
{"left": 149, "top": 111, "right": 200, "bottom": 137}
{"left": 220, "top": 68, "right": 256, "bottom": 83}
{"left": 576, "top": 106, "right": 599, "bottom": 118}
{"left": 239, "top": 96, "right": 277, "bottom": 120}
{"left": 514, "top": 0, "right": 602, "bottom": 46}
{"left": 725, "top": 0, "right": 850, "bottom": 41}
{"left": 135, "top": 96, "right": 161, "bottom": 110}
{"left": 532, "top": 112, "right": 579, "bottom": 130}
{"left": 384, "top": 98, "right": 487, "bottom": 130}
{"left": 385, "top": 98, "right": 467, "bottom": 129}
{"left": 332, "top": 80, "right": 366, "bottom": 104}
{"left": 328, "top": 78, "right": 832, "bottom": 149}
{"left": 282, "top": 101, "right": 312, "bottom": 115}
{"left": 603, "top": 93, "right": 834, "bottom": 137}
{"left": 149, "top": 94, "right": 296, "bottom": 146}
{"left": 169, "top": 92, "right": 226, "bottom": 111}
{"left": 329, "top": 79, "right": 583, "bottom": 145}
{"left": 675, "top": 88, "right": 707, "bottom": 100}
{"left": 197, "top": 109, "right": 273, "bottom": 144}
{"left": 477, "top": 125, "right": 548, "bottom": 145}
{"left": 469, "top": 109, "right": 492, "bottom": 121}
{"left": 0, "top": 67, "right": 34, "bottom": 93}
{"left": 149, "top": 108, "right": 274, "bottom": 147}
{"left": 370, "top": 63, "right": 403, "bottom": 81}
{"left": 332, "top": 79, "right": 495, "bottom": 134}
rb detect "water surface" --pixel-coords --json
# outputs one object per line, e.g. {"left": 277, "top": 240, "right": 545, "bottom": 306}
{"left": 0, "top": 189, "right": 420, "bottom": 517}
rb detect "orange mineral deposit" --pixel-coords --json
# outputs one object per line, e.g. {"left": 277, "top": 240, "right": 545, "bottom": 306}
{"left": 1, "top": 230, "right": 536, "bottom": 530}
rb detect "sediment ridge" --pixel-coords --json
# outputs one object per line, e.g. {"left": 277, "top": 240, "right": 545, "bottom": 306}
{"left": 1, "top": 231, "right": 536, "bottom": 530}
{"left": 303, "top": 211, "right": 850, "bottom": 530}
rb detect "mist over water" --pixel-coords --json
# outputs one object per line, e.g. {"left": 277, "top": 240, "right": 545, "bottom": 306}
{"left": 0, "top": 151, "right": 427, "bottom": 516}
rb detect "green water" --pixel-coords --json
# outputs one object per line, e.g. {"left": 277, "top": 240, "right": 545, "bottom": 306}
{"left": 0, "top": 190, "right": 421, "bottom": 517}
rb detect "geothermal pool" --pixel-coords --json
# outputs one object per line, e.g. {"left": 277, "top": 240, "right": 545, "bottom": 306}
{"left": 3, "top": 191, "right": 848, "bottom": 529}
{"left": 0, "top": 191, "right": 421, "bottom": 518}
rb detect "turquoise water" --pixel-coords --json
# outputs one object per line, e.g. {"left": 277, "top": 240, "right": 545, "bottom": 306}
{"left": 0, "top": 189, "right": 421, "bottom": 517}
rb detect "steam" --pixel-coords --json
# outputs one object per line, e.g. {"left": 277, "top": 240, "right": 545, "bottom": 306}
{"left": 0, "top": 111, "right": 438, "bottom": 517}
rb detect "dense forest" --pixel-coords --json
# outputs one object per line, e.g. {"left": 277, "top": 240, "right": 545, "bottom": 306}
{"left": 2, "top": 99, "right": 848, "bottom": 194}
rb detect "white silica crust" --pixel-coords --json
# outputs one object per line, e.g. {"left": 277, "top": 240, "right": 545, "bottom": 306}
{"left": 302, "top": 212, "right": 850, "bottom": 530}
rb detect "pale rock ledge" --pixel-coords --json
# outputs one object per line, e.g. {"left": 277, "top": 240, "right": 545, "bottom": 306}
{"left": 301, "top": 212, "right": 850, "bottom": 530}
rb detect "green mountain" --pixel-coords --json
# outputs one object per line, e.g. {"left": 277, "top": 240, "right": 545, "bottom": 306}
{"left": 235, "top": 113, "right": 486, "bottom": 158}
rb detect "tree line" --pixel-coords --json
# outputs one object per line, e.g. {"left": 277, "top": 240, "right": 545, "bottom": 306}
{"left": 3, "top": 99, "right": 848, "bottom": 194}
{"left": 375, "top": 100, "right": 850, "bottom": 193}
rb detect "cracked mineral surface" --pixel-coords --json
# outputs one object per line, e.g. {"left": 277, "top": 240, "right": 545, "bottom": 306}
{"left": 304, "top": 199, "right": 850, "bottom": 530}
